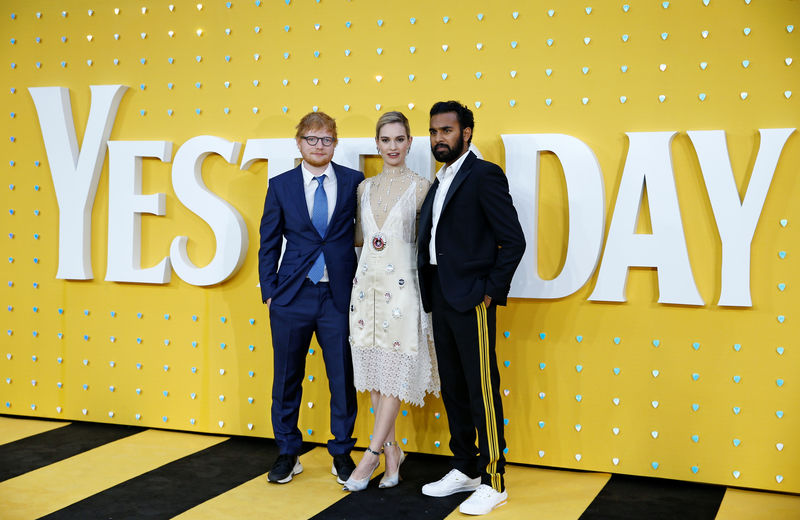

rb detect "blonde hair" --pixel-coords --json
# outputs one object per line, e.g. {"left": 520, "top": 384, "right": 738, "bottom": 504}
{"left": 295, "top": 112, "right": 338, "bottom": 140}
{"left": 375, "top": 111, "right": 410, "bottom": 139}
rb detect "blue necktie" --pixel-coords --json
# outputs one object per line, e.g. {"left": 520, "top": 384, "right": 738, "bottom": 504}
{"left": 308, "top": 175, "right": 328, "bottom": 283}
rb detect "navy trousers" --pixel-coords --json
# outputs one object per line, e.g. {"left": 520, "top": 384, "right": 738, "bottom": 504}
{"left": 268, "top": 280, "right": 357, "bottom": 456}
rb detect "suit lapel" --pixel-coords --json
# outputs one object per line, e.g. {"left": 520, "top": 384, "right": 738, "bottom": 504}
{"left": 288, "top": 165, "right": 317, "bottom": 235}
{"left": 329, "top": 162, "right": 349, "bottom": 234}
{"left": 441, "top": 151, "right": 476, "bottom": 214}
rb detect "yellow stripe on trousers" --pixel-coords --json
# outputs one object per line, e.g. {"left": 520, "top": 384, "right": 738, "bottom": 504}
{"left": 476, "top": 302, "right": 502, "bottom": 492}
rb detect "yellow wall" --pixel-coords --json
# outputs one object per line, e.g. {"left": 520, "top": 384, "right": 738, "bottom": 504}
{"left": 1, "top": 0, "right": 798, "bottom": 493}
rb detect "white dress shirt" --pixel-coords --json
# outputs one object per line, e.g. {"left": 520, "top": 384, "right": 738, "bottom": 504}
{"left": 429, "top": 150, "right": 470, "bottom": 265}
{"left": 301, "top": 161, "right": 337, "bottom": 281}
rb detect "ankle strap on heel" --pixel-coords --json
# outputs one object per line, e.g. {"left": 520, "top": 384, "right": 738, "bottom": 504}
{"left": 383, "top": 441, "right": 398, "bottom": 448}
{"left": 366, "top": 447, "right": 382, "bottom": 456}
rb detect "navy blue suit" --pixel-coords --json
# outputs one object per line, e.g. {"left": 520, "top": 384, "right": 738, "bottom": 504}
{"left": 258, "top": 162, "right": 364, "bottom": 456}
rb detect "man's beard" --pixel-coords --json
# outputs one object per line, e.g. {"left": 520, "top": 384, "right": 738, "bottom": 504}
{"left": 432, "top": 133, "right": 465, "bottom": 163}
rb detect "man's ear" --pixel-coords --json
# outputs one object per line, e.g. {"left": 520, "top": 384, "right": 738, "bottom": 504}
{"left": 463, "top": 126, "right": 473, "bottom": 149}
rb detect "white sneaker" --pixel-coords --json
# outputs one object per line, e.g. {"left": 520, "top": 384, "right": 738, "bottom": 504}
{"left": 421, "top": 469, "right": 481, "bottom": 497}
{"left": 459, "top": 484, "right": 508, "bottom": 515}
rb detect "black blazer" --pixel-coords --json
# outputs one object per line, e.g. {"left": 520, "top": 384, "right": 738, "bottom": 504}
{"left": 258, "top": 162, "right": 364, "bottom": 313}
{"left": 417, "top": 151, "right": 525, "bottom": 313}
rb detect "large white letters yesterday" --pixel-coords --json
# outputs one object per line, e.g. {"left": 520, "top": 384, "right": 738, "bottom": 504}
{"left": 31, "top": 86, "right": 795, "bottom": 303}
{"left": 29, "top": 85, "right": 128, "bottom": 279}
{"left": 688, "top": 129, "right": 796, "bottom": 306}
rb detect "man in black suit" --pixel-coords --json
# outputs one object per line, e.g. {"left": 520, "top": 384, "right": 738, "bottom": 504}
{"left": 417, "top": 101, "right": 525, "bottom": 516}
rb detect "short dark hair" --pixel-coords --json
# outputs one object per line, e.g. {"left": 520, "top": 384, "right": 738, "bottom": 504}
{"left": 429, "top": 101, "right": 474, "bottom": 145}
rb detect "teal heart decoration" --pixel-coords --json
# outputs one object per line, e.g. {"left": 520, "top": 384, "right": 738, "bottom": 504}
{"left": 545, "top": 98, "right": 552, "bottom": 106}
{"left": 195, "top": 108, "right": 201, "bottom": 115}
{"left": 733, "top": 343, "right": 741, "bottom": 351}
{"left": 613, "top": 367, "right": 621, "bottom": 375}
{"left": 224, "top": 55, "right": 231, "bottom": 62}
{"left": 408, "top": 47, "right": 415, "bottom": 53}
{"left": 612, "top": 398, "right": 620, "bottom": 405}
{"left": 548, "top": 9, "right": 555, "bottom": 16}
{"left": 733, "top": 375, "right": 741, "bottom": 383}
{"left": 621, "top": 65, "right": 628, "bottom": 72}
{"left": 223, "top": 107, "right": 230, "bottom": 114}
{"left": 539, "top": 362, "right": 546, "bottom": 369}
{"left": 652, "top": 462, "right": 659, "bottom": 470}
{"left": 545, "top": 69, "right": 552, "bottom": 76}
{"left": 575, "top": 395, "right": 583, "bottom": 402}
{"left": 512, "top": 11, "right": 519, "bottom": 19}
{"left": 575, "top": 424, "right": 582, "bottom": 431}
{"left": 408, "top": 74, "right": 415, "bottom": 81}
{"left": 778, "top": 315, "right": 785, "bottom": 323}
{"left": 692, "top": 403, "right": 699, "bottom": 411}
{"left": 776, "top": 379, "right": 784, "bottom": 387}
{"left": 691, "top": 435, "right": 699, "bottom": 443}
{"left": 777, "top": 347, "right": 785, "bottom": 355}
{"left": 584, "top": 37, "right": 591, "bottom": 45}
{"left": 511, "top": 41, "right": 518, "bottom": 48}
{"left": 651, "top": 401, "right": 659, "bottom": 408}
{"left": 509, "top": 99, "right": 515, "bottom": 106}
{"left": 780, "top": 219, "right": 788, "bottom": 227}
{"left": 503, "top": 331, "right": 510, "bottom": 338}
{"left": 743, "top": 27, "right": 751, "bottom": 36}
{"left": 733, "top": 406, "right": 741, "bottom": 415}
{"left": 779, "top": 251, "right": 786, "bottom": 259}
{"left": 691, "top": 466, "right": 699, "bottom": 474}
{"left": 622, "top": 34, "right": 629, "bottom": 42}
{"left": 477, "top": 14, "right": 483, "bottom": 21}
{"left": 314, "top": 50, "right": 320, "bottom": 58}
{"left": 504, "top": 418, "right": 509, "bottom": 425}
{"left": 576, "top": 365, "right": 583, "bottom": 372}
{"left": 538, "top": 421, "right": 545, "bottom": 428}
{"left": 576, "top": 335, "right": 583, "bottom": 342}
{"left": 661, "top": 32, "right": 668, "bottom": 40}
{"left": 652, "top": 370, "right": 660, "bottom": 378}
{"left": 623, "top": 4, "right": 630, "bottom": 12}
{"left": 614, "top": 337, "right": 621, "bottom": 344}
{"left": 442, "top": 16, "right": 449, "bottom": 23}
{"left": 192, "top": 341, "right": 198, "bottom": 347}
{"left": 788, "top": 25, "right": 795, "bottom": 33}
{"left": 307, "top": 429, "right": 313, "bottom": 435}
{"left": 692, "top": 373, "right": 699, "bottom": 381}
{"left": 504, "top": 360, "right": 510, "bottom": 367}
{"left": 699, "top": 93, "right": 707, "bottom": 101}
{"left": 776, "top": 410, "right": 784, "bottom": 418}
{"left": 546, "top": 39, "right": 553, "bottom": 46}
{"left": 733, "top": 438, "right": 741, "bottom": 447}
{"left": 402, "top": 410, "right": 408, "bottom": 416}
{"left": 343, "top": 105, "right": 350, "bottom": 111}
{"left": 692, "top": 342, "right": 700, "bottom": 350}
{"left": 475, "top": 72, "right": 482, "bottom": 79}
{"left": 662, "top": 1, "right": 669, "bottom": 7}
{"left": 652, "top": 339, "right": 660, "bottom": 347}
{"left": 538, "top": 392, "right": 545, "bottom": 399}
{"left": 582, "top": 67, "right": 589, "bottom": 74}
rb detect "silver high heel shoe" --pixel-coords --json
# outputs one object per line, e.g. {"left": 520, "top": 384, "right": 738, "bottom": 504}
{"left": 343, "top": 447, "right": 381, "bottom": 492}
{"left": 379, "top": 441, "right": 406, "bottom": 489}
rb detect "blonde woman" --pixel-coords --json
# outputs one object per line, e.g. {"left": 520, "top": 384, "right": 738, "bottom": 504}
{"left": 344, "top": 112, "right": 440, "bottom": 491}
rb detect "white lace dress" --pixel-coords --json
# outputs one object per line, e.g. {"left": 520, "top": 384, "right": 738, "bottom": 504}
{"left": 349, "top": 172, "right": 440, "bottom": 407}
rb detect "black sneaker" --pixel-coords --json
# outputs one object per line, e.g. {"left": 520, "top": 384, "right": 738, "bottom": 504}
{"left": 331, "top": 453, "right": 356, "bottom": 484}
{"left": 268, "top": 454, "right": 302, "bottom": 484}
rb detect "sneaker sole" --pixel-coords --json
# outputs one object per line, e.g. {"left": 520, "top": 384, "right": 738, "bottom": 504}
{"left": 331, "top": 464, "right": 348, "bottom": 485}
{"left": 422, "top": 483, "right": 480, "bottom": 497}
{"left": 460, "top": 499, "right": 507, "bottom": 516}
{"left": 268, "top": 461, "right": 303, "bottom": 484}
